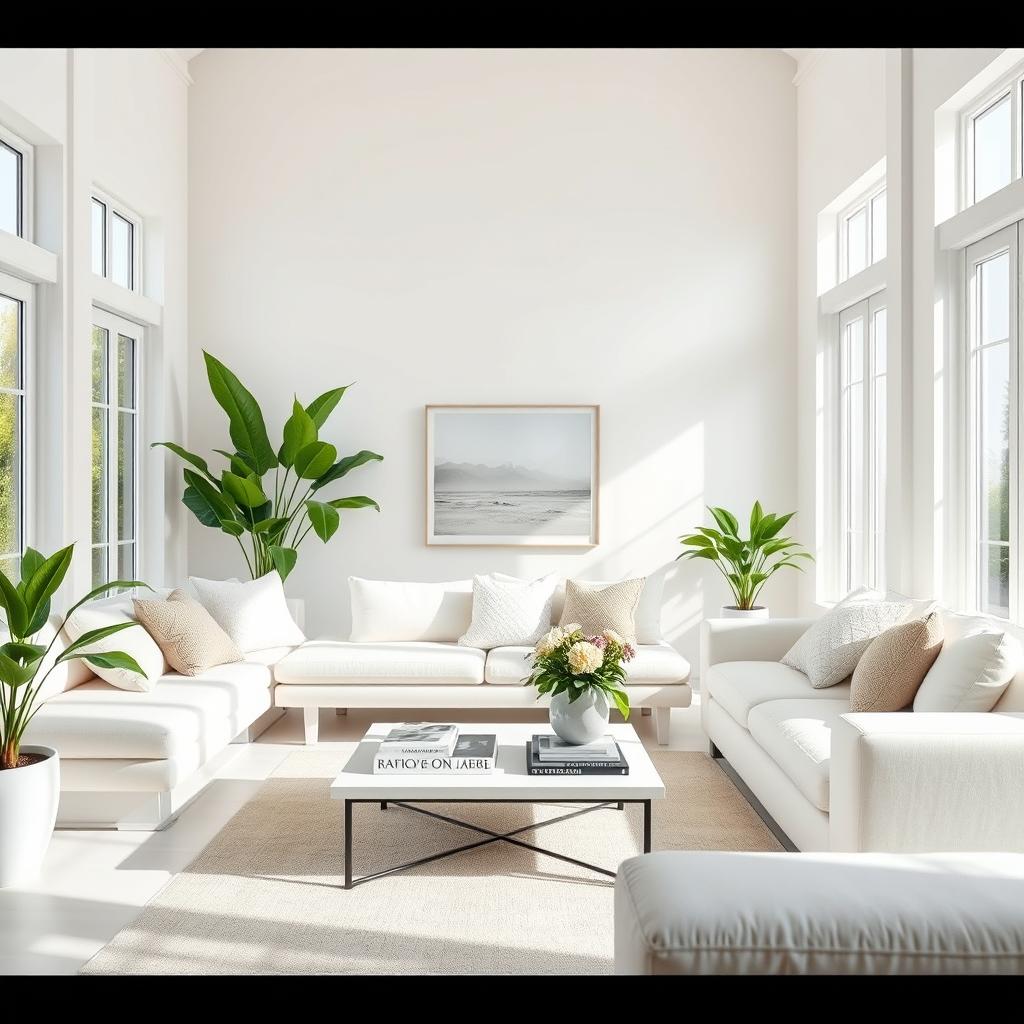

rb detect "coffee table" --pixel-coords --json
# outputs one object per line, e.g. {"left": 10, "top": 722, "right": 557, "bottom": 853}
{"left": 330, "top": 721, "right": 665, "bottom": 889}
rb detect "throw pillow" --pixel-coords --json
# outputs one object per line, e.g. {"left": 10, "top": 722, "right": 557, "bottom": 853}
{"left": 64, "top": 593, "right": 167, "bottom": 693}
{"left": 558, "top": 578, "right": 645, "bottom": 643}
{"left": 189, "top": 572, "right": 306, "bottom": 653}
{"left": 782, "top": 593, "right": 913, "bottom": 689}
{"left": 349, "top": 577, "right": 473, "bottom": 642}
{"left": 850, "top": 612, "right": 944, "bottom": 712}
{"left": 914, "top": 612, "right": 1021, "bottom": 712}
{"left": 133, "top": 589, "right": 243, "bottom": 676}
{"left": 458, "top": 573, "right": 559, "bottom": 650}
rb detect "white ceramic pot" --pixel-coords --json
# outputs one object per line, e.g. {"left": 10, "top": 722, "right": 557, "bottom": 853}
{"left": 549, "top": 688, "right": 610, "bottom": 745}
{"left": 720, "top": 605, "right": 770, "bottom": 619}
{"left": 0, "top": 745, "right": 59, "bottom": 888}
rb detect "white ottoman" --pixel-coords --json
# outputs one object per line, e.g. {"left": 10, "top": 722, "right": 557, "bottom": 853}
{"left": 615, "top": 850, "right": 1024, "bottom": 974}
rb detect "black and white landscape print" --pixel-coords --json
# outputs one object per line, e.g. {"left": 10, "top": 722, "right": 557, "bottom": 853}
{"left": 426, "top": 406, "right": 598, "bottom": 545}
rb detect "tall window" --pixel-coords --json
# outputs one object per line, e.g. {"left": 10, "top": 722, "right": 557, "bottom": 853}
{"left": 0, "top": 273, "right": 29, "bottom": 581}
{"left": 965, "top": 225, "right": 1018, "bottom": 619}
{"left": 0, "top": 125, "right": 32, "bottom": 240}
{"left": 839, "top": 292, "right": 887, "bottom": 593}
{"left": 839, "top": 185, "right": 886, "bottom": 282}
{"left": 91, "top": 191, "right": 141, "bottom": 292}
{"left": 962, "top": 68, "right": 1024, "bottom": 208}
{"left": 91, "top": 311, "right": 140, "bottom": 588}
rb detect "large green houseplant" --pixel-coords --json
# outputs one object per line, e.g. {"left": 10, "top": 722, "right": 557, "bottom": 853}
{"left": 156, "top": 352, "right": 382, "bottom": 581}
{"left": 678, "top": 502, "right": 812, "bottom": 616}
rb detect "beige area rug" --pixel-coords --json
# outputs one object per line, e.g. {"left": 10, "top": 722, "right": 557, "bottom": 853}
{"left": 82, "top": 748, "right": 781, "bottom": 975}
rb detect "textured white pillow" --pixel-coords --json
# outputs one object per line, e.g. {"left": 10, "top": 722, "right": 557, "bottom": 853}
{"left": 189, "top": 573, "right": 305, "bottom": 653}
{"left": 459, "top": 574, "right": 559, "bottom": 650}
{"left": 64, "top": 594, "right": 167, "bottom": 692}
{"left": 782, "top": 594, "right": 913, "bottom": 689}
{"left": 914, "top": 612, "right": 1021, "bottom": 712}
{"left": 349, "top": 577, "right": 473, "bottom": 642}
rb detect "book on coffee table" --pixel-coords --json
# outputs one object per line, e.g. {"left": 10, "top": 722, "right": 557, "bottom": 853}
{"left": 374, "top": 734, "right": 497, "bottom": 774}
{"left": 377, "top": 723, "right": 459, "bottom": 757}
{"left": 526, "top": 737, "right": 629, "bottom": 776}
{"left": 535, "top": 734, "right": 621, "bottom": 762}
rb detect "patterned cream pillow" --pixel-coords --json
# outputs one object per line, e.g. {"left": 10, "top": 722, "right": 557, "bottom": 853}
{"left": 850, "top": 612, "right": 944, "bottom": 712}
{"left": 133, "top": 589, "right": 243, "bottom": 676}
{"left": 559, "top": 578, "right": 645, "bottom": 643}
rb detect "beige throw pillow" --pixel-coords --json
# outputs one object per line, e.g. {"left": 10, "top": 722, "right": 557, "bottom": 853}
{"left": 133, "top": 589, "right": 243, "bottom": 676}
{"left": 559, "top": 578, "right": 645, "bottom": 643}
{"left": 850, "top": 612, "right": 944, "bottom": 712}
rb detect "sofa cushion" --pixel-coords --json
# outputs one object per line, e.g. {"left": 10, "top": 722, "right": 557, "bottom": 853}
{"left": 190, "top": 573, "right": 305, "bottom": 652}
{"left": 704, "top": 661, "right": 850, "bottom": 729}
{"left": 747, "top": 699, "right": 850, "bottom": 812}
{"left": 486, "top": 642, "right": 690, "bottom": 685}
{"left": 22, "top": 660, "right": 274, "bottom": 759}
{"left": 274, "top": 641, "right": 486, "bottom": 685}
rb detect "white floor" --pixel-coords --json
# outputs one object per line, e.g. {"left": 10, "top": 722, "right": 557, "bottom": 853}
{"left": 0, "top": 699, "right": 706, "bottom": 975}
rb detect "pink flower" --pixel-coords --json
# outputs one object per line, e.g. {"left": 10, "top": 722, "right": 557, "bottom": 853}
{"left": 590, "top": 635, "right": 608, "bottom": 649}
{"left": 623, "top": 643, "right": 636, "bottom": 662}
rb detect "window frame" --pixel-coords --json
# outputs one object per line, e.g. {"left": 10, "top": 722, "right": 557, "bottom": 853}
{"left": 91, "top": 188, "right": 142, "bottom": 294}
{"left": 838, "top": 182, "right": 887, "bottom": 284}
{"left": 0, "top": 122, "right": 34, "bottom": 242}
{"left": 960, "top": 67, "right": 1024, "bottom": 212}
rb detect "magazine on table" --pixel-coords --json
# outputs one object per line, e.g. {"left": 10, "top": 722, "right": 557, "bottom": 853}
{"left": 376, "top": 723, "right": 459, "bottom": 757}
{"left": 535, "top": 734, "right": 621, "bottom": 762}
{"left": 526, "top": 737, "right": 629, "bottom": 775}
{"left": 374, "top": 733, "right": 497, "bottom": 774}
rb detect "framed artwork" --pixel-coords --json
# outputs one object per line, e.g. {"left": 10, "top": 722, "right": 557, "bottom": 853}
{"left": 425, "top": 405, "right": 599, "bottom": 546}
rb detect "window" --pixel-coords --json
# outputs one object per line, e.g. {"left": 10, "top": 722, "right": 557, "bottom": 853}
{"left": 0, "top": 124, "right": 32, "bottom": 240}
{"left": 838, "top": 292, "right": 887, "bottom": 593}
{"left": 0, "top": 272, "right": 30, "bottom": 581}
{"left": 839, "top": 185, "right": 886, "bottom": 282}
{"left": 91, "top": 310, "right": 140, "bottom": 588}
{"left": 962, "top": 68, "right": 1024, "bottom": 208}
{"left": 91, "top": 191, "right": 141, "bottom": 292}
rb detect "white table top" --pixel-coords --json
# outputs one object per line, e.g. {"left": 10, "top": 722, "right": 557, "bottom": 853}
{"left": 329, "top": 722, "right": 666, "bottom": 801}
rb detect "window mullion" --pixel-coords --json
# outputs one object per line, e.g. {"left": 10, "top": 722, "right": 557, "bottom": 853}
{"left": 107, "top": 334, "right": 118, "bottom": 586}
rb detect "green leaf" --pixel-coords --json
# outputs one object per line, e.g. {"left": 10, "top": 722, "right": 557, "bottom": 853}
{"left": 759, "top": 511, "right": 794, "bottom": 540}
{"left": 310, "top": 449, "right": 383, "bottom": 491}
{"left": 269, "top": 545, "right": 297, "bottom": 580}
{"left": 708, "top": 506, "right": 740, "bottom": 537}
{"left": 83, "top": 652, "right": 147, "bottom": 677}
{"left": 608, "top": 687, "right": 630, "bottom": 719}
{"left": 184, "top": 486, "right": 224, "bottom": 528}
{"left": 24, "top": 544, "right": 74, "bottom": 632}
{"left": 220, "top": 519, "right": 246, "bottom": 537}
{"left": 0, "top": 570, "right": 29, "bottom": 638}
{"left": 20, "top": 548, "right": 45, "bottom": 585}
{"left": 294, "top": 441, "right": 338, "bottom": 481}
{"left": 56, "top": 620, "right": 143, "bottom": 663}
{"left": 214, "top": 449, "right": 258, "bottom": 478}
{"left": 305, "top": 500, "right": 340, "bottom": 542}
{"left": 203, "top": 351, "right": 278, "bottom": 475}
{"left": 222, "top": 471, "right": 268, "bottom": 509}
{"left": 0, "top": 641, "right": 46, "bottom": 665}
{"left": 305, "top": 386, "right": 351, "bottom": 428}
{"left": 252, "top": 516, "right": 290, "bottom": 542}
{"left": 679, "top": 534, "right": 715, "bottom": 548}
{"left": 62, "top": 581, "right": 151, "bottom": 625}
{"left": 152, "top": 442, "right": 218, "bottom": 483}
{"left": 327, "top": 495, "right": 380, "bottom": 511}
{"left": 750, "top": 500, "right": 763, "bottom": 535}
{"left": 0, "top": 651, "right": 36, "bottom": 686}
{"left": 184, "top": 470, "right": 238, "bottom": 520}
{"left": 279, "top": 399, "right": 318, "bottom": 468}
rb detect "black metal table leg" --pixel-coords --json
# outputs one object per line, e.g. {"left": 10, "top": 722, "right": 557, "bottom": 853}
{"left": 381, "top": 801, "right": 388, "bottom": 810}
{"left": 643, "top": 799, "right": 652, "bottom": 852}
{"left": 344, "top": 799, "right": 353, "bottom": 889}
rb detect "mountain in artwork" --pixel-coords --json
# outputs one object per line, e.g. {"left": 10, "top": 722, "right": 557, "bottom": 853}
{"left": 433, "top": 461, "right": 590, "bottom": 492}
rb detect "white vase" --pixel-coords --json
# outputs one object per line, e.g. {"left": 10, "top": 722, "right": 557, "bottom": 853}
{"left": 720, "top": 605, "right": 770, "bottom": 620}
{"left": 549, "top": 688, "right": 610, "bottom": 745}
{"left": 0, "top": 745, "right": 59, "bottom": 888}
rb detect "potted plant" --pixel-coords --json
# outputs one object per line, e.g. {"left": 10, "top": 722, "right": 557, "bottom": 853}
{"left": 154, "top": 352, "right": 382, "bottom": 583}
{"left": 677, "top": 502, "right": 813, "bottom": 619}
{"left": 0, "top": 544, "right": 147, "bottom": 887}
{"left": 524, "top": 625, "right": 634, "bottom": 744}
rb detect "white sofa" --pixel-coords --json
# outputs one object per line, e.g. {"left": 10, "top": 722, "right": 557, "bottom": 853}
{"left": 701, "top": 613, "right": 1024, "bottom": 853}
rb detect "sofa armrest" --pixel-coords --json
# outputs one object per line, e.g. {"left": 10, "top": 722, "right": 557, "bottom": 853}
{"left": 700, "top": 617, "right": 813, "bottom": 681}
{"left": 830, "top": 712, "right": 1024, "bottom": 853}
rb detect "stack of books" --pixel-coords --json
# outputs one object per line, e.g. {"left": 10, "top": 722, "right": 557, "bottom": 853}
{"left": 526, "top": 734, "right": 629, "bottom": 775}
{"left": 372, "top": 723, "right": 497, "bottom": 775}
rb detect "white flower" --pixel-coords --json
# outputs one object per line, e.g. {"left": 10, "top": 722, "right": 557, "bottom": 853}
{"left": 535, "top": 626, "right": 566, "bottom": 657}
{"left": 602, "top": 629, "right": 625, "bottom": 647}
{"left": 562, "top": 623, "right": 582, "bottom": 635}
{"left": 567, "top": 640, "right": 604, "bottom": 675}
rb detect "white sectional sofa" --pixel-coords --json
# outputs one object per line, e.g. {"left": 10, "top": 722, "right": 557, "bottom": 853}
{"left": 701, "top": 613, "right": 1024, "bottom": 853}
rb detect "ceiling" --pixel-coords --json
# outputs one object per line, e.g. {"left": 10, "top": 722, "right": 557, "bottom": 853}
{"left": 175, "top": 48, "right": 204, "bottom": 62}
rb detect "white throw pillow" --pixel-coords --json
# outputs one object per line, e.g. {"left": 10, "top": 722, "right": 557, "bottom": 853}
{"left": 458, "top": 573, "right": 559, "bottom": 650}
{"left": 189, "top": 573, "right": 305, "bottom": 653}
{"left": 349, "top": 577, "right": 473, "bottom": 642}
{"left": 914, "top": 612, "right": 1020, "bottom": 712}
{"left": 64, "top": 593, "right": 168, "bottom": 692}
{"left": 782, "top": 592, "right": 913, "bottom": 689}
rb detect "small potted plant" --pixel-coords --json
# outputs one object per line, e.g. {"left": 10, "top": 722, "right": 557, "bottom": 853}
{"left": 0, "top": 544, "right": 147, "bottom": 888}
{"left": 524, "top": 625, "right": 634, "bottom": 744}
{"left": 677, "top": 501, "right": 813, "bottom": 619}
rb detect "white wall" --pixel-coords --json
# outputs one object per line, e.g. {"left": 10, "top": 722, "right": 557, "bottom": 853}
{"left": 188, "top": 47, "right": 798, "bottom": 668}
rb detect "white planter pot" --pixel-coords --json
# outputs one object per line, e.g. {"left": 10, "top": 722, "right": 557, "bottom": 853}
{"left": 549, "top": 688, "right": 610, "bottom": 745}
{"left": 720, "top": 605, "right": 770, "bottom": 620}
{"left": 0, "top": 745, "right": 59, "bottom": 888}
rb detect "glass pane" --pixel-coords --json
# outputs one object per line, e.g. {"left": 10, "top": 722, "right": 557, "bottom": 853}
{"left": 846, "top": 207, "right": 868, "bottom": 277}
{"left": 117, "top": 335, "right": 135, "bottom": 408}
{"left": 91, "top": 199, "right": 106, "bottom": 276}
{"left": 92, "top": 325, "right": 108, "bottom": 402}
{"left": 0, "top": 392, "right": 22, "bottom": 560}
{"left": 980, "top": 252, "right": 1010, "bottom": 345}
{"left": 0, "top": 294, "right": 20, "bottom": 390}
{"left": 844, "top": 318, "right": 864, "bottom": 385}
{"left": 117, "top": 542, "right": 135, "bottom": 582}
{"left": 982, "top": 544, "right": 1010, "bottom": 619}
{"left": 0, "top": 141, "right": 19, "bottom": 236}
{"left": 847, "top": 532, "right": 865, "bottom": 591}
{"left": 981, "top": 342, "right": 1010, "bottom": 545}
{"left": 872, "top": 308, "right": 887, "bottom": 372}
{"left": 92, "top": 545, "right": 107, "bottom": 589}
{"left": 871, "top": 190, "right": 886, "bottom": 262}
{"left": 873, "top": 375, "right": 887, "bottom": 565}
{"left": 974, "top": 94, "right": 1012, "bottom": 203}
{"left": 111, "top": 213, "right": 133, "bottom": 289}
{"left": 848, "top": 382, "right": 864, "bottom": 532}
{"left": 117, "top": 411, "right": 135, "bottom": 541}
{"left": 92, "top": 406, "right": 107, "bottom": 544}
{"left": 0, "top": 555, "right": 19, "bottom": 587}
